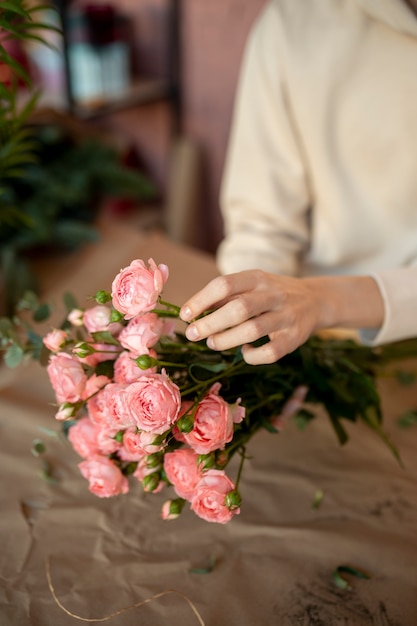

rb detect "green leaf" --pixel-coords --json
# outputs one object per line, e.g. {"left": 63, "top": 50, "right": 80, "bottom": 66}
{"left": 91, "top": 330, "right": 120, "bottom": 346}
{"left": 312, "top": 489, "right": 325, "bottom": 509}
{"left": 294, "top": 408, "right": 316, "bottom": 431}
{"left": 4, "top": 343, "right": 24, "bottom": 368}
{"left": 332, "top": 565, "right": 370, "bottom": 590}
{"left": 63, "top": 291, "right": 79, "bottom": 312}
{"left": 33, "top": 302, "right": 51, "bottom": 322}
{"left": 397, "top": 410, "right": 417, "bottom": 429}
{"left": 31, "top": 438, "right": 46, "bottom": 456}
{"left": 189, "top": 557, "right": 217, "bottom": 575}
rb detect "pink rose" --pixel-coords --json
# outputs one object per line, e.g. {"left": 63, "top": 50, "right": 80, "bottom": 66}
{"left": 96, "top": 424, "right": 121, "bottom": 455}
{"left": 118, "top": 313, "right": 165, "bottom": 356}
{"left": 79, "top": 455, "right": 129, "bottom": 498}
{"left": 124, "top": 370, "right": 181, "bottom": 435}
{"left": 136, "top": 430, "right": 165, "bottom": 454}
{"left": 43, "top": 329, "right": 68, "bottom": 352}
{"left": 114, "top": 349, "right": 157, "bottom": 384}
{"left": 182, "top": 391, "right": 234, "bottom": 454}
{"left": 87, "top": 389, "right": 110, "bottom": 426}
{"left": 82, "top": 374, "right": 111, "bottom": 400}
{"left": 164, "top": 448, "right": 203, "bottom": 501}
{"left": 47, "top": 352, "right": 87, "bottom": 404}
{"left": 103, "top": 383, "right": 136, "bottom": 430}
{"left": 83, "top": 304, "right": 122, "bottom": 336}
{"left": 111, "top": 258, "right": 169, "bottom": 319}
{"left": 190, "top": 469, "right": 240, "bottom": 524}
{"left": 67, "top": 308, "right": 84, "bottom": 326}
{"left": 68, "top": 417, "right": 101, "bottom": 458}
{"left": 118, "top": 427, "right": 148, "bottom": 461}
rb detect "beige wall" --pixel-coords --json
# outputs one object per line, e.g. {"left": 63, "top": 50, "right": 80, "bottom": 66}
{"left": 95, "top": 0, "right": 266, "bottom": 252}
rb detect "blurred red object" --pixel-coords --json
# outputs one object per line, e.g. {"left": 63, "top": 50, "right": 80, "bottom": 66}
{"left": 0, "top": 34, "right": 32, "bottom": 87}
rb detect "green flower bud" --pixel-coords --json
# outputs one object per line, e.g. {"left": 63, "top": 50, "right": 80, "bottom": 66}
{"left": 162, "top": 498, "right": 185, "bottom": 520}
{"left": 146, "top": 453, "right": 162, "bottom": 468}
{"left": 95, "top": 290, "right": 112, "bottom": 304}
{"left": 176, "top": 414, "right": 195, "bottom": 433}
{"left": 225, "top": 489, "right": 242, "bottom": 510}
{"left": 110, "top": 309, "right": 124, "bottom": 323}
{"left": 135, "top": 354, "right": 158, "bottom": 370}
{"left": 197, "top": 452, "right": 216, "bottom": 470}
{"left": 142, "top": 472, "right": 161, "bottom": 493}
{"left": 73, "top": 342, "right": 95, "bottom": 358}
{"left": 114, "top": 430, "right": 124, "bottom": 443}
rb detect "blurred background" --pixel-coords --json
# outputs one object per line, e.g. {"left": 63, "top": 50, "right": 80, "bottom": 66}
{"left": 3, "top": 0, "right": 267, "bottom": 245}
{"left": 0, "top": 0, "right": 266, "bottom": 313}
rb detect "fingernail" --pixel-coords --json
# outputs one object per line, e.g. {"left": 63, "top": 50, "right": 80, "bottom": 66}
{"left": 186, "top": 325, "right": 199, "bottom": 341}
{"left": 180, "top": 306, "right": 192, "bottom": 321}
{"left": 207, "top": 336, "right": 216, "bottom": 350}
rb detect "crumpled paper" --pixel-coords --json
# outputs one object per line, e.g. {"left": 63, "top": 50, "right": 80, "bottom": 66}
{"left": 1, "top": 221, "right": 417, "bottom": 625}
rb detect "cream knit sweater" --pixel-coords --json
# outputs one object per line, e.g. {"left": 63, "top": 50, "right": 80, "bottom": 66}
{"left": 217, "top": 0, "right": 417, "bottom": 344}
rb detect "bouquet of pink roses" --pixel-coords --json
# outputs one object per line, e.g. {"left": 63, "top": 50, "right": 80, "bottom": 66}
{"left": 2, "top": 257, "right": 414, "bottom": 523}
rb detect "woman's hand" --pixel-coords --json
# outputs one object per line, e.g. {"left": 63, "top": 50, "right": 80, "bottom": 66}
{"left": 179, "top": 270, "right": 384, "bottom": 365}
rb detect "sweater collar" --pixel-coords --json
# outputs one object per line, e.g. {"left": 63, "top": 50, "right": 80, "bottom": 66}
{"left": 356, "top": 0, "right": 417, "bottom": 37}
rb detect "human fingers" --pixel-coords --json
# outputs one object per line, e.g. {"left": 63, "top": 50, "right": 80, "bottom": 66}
{"left": 179, "top": 271, "right": 264, "bottom": 323}
{"left": 241, "top": 324, "right": 311, "bottom": 365}
{"left": 183, "top": 290, "right": 277, "bottom": 345}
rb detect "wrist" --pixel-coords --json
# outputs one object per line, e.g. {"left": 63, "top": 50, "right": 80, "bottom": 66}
{"left": 305, "top": 275, "right": 385, "bottom": 332}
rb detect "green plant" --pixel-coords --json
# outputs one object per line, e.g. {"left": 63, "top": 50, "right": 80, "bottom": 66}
{"left": 0, "top": 1, "right": 156, "bottom": 314}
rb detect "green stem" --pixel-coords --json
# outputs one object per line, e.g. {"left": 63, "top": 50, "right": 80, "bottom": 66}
{"left": 234, "top": 446, "right": 247, "bottom": 490}
{"left": 158, "top": 299, "right": 181, "bottom": 315}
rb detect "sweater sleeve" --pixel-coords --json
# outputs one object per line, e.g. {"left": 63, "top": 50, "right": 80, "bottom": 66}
{"left": 360, "top": 267, "right": 417, "bottom": 345}
{"left": 216, "top": 1, "right": 311, "bottom": 277}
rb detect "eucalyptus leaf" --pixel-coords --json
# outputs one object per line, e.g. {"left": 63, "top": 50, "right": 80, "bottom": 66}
{"left": 4, "top": 342, "right": 24, "bottom": 368}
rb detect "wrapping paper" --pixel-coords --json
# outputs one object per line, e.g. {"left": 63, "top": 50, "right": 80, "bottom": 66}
{"left": 1, "top": 221, "right": 417, "bottom": 626}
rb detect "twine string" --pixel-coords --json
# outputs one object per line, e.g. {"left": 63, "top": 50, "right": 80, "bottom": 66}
{"left": 45, "top": 557, "right": 205, "bottom": 626}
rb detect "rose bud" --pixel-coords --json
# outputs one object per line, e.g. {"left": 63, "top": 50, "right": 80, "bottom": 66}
{"left": 161, "top": 498, "right": 185, "bottom": 520}
{"left": 225, "top": 489, "right": 242, "bottom": 511}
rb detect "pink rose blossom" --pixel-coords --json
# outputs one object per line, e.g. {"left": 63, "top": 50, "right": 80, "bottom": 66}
{"left": 68, "top": 417, "right": 101, "bottom": 458}
{"left": 82, "top": 374, "right": 111, "bottom": 400}
{"left": 96, "top": 424, "right": 121, "bottom": 455}
{"left": 136, "top": 430, "right": 165, "bottom": 454}
{"left": 182, "top": 390, "right": 235, "bottom": 454}
{"left": 190, "top": 469, "right": 240, "bottom": 524}
{"left": 79, "top": 455, "right": 129, "bottom": 498}
{"left": 114, "top": 349, "right": 157, "bottom": 384}
{"left": 47, "top": 352, "right": 87, "bottom": 404}
{"left": 43, "top": 329, "right": 68, "bottom": 352}
{"left": 67, "top": 308, "right": 84, "bottom": 326}
{"left": 118, "top": 313, "right": 166, "bottom": 356}
{"left": 103, "top": 383, "right": 136, "bottom": 430}
{"left": 118, "top": 428, "right": 148, "bottom": 461}
{"left": 111, "top": 258, "right": 169, "bottom": 319}
{"left": 124, "top": 370, "right": 181, "bottom": 435}
{"left": 87, "top": 390, "right": 110, "bottom": 426}
{"left": 230, "top": 398, "right": 246, "bottom": 424}
{"left": 164, "top": 448, "right": 203, "bottom": 501}
{"left": 83, "top": 304, "right": 122, "bottom": 336}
